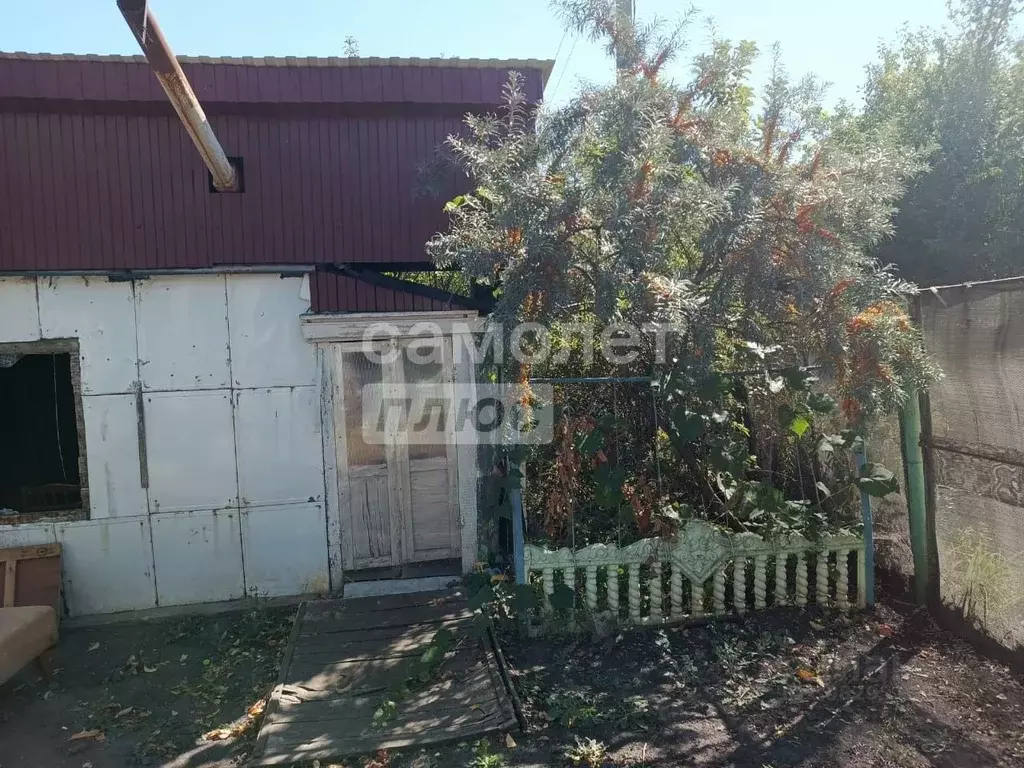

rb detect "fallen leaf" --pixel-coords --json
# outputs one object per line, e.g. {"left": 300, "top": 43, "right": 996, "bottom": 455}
{"left": 115, "top": 707, "right": 133, "bottom": 719}
{"left": 796, "top": 668, "right": 824, "bottom": 687}
{"left": 83, "top": 762, "right": 93, "bottom": 768}
{"left": 877, "top": 624, "right": 895, "bottom": 637}
{"left": 505, "top": 733, "right": 517, "bottom": 749}
{"left": 247, "top": 699, "right": 266, "bottom": 718}
{"left": 69, "top": 729, "right": 105, "bottom": 742}
{"left": 470, "top": 703, "right": 481, "bottom": 711}
{"left": 143, "top": 665, "right": 157, "bottom": 673}
{"left": 202, "top": 728, "right": 234, "bottom": 742}
{"left": 809, "top": 621, "right": 825, "bottom": 631}
{"left": 179, "top": 654, "right": 189, "bottom": 663}
{"left": 87, "top": 642, "right": 100, "bottom": 652}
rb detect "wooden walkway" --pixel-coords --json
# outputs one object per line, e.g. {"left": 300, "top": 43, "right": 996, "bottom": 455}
{"left": 249, "top": 590, "right": 518, "bottom": 765}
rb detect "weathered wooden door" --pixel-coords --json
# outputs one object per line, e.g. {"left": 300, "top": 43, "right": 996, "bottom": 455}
{"left": 396, "top": 338, "right": 460, "bottom": 563}
{"left": 334, "top": 338, "right": 460, "bottom": 572}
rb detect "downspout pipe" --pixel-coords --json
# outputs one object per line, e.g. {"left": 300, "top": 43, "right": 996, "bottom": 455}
{"left": 116, "top": 0, "right": 239, "bottom": 192}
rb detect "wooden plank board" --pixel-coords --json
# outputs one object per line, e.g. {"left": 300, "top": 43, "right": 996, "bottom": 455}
{"left": 256, "top": 709, "right": 516, "bottom": 764}
{"left": 249, "top": 591, "right": 518, "bottom": 766}
{"left": 303, "top": 589, "right": 466, "bottom": 617}
{"left": 292, "top": 617, "right": 472, "bottom": 654}
{"left": 0, "top": 544, "right": 61, "bottom": 562}
{"left": 273, "top": 685, "right": 504, "bottom": 724}
{"left": 275, "top": 667, "right": 498, "bottom": 715}
{"left": 299, "top": 604, "right": 473, "bottom": 634}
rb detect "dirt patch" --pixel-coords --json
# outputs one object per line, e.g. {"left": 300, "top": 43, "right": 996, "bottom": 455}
{"left": 346, "top": 603, "right": 1024, "bottom": 768}
{"left": 0, "top": 600, "right": 294, "bottom": 767}
{"left": 3, "top": 599, "right": 1023, "bottom": 768}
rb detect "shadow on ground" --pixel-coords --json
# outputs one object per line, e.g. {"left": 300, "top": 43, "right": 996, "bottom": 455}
{"left": 2, "top": 598, "right": 1022, "bottom": 768}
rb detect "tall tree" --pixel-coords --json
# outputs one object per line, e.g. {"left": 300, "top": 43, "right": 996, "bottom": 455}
{"left": 864, "top": 0, "right": 1024, "bottom": 285}
{"left": 428, "top": 0, "right": 933, "bottom": 424}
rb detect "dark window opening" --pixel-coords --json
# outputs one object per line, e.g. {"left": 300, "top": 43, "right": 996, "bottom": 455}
{"left": 0, "top": 353, "right": 82, "bottom": 519}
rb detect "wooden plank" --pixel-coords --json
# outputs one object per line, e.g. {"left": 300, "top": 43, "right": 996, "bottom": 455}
{"left": 3, "top": 561, "right": 16, "bottom": 607}
{"left": 250, "top": 601, "right": 306, "bottom": 762}
{"left": 285, "top": 655, "right": 410, "bottom": 693}
{"left": 258, "top": 707, "right": 513, "bottom": 758}
{"left": 303, "top": 589, "right": 464, "bottom": 617}
{"left": 277, "top": 665, "right": 496, "bottom": 706}
{"left": 0, "top": 544, "right": 61, "bottom": 563}
{"left": 273, "top": 679, "right": 503, "bottom": 723}
{"left": 299, "top": 604, "right": 473, "bottom": 635}
{"left": 292, "top": 623, "right": 469, "bottom": 660}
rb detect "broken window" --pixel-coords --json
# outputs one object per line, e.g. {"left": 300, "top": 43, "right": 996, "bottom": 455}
{"left": 0, "top": 341, "right": 87, "bottom": 523}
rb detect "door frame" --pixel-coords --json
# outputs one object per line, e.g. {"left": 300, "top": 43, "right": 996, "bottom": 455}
{"left": 305, "top": 310, "right": 482, "bottom": 591}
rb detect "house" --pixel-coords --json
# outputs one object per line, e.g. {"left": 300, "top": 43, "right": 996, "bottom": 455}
{"left": 0, "top": 52, "right": 551, "bottom": 616}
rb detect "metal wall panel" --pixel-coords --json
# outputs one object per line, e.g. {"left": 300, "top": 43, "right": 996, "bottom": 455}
{"left": 56, "top": 517, "right": 156, "bottom": 615}
{"left": 38, "top": 276, "right": 138, "bottom": 395}
{"left": 82, "top": 393, "right": 148, "bottom": 519}
{"left": 151, "top": 509, "right": 245, "bottom": 605}
{"left": 144, "top": 390, "right": 238, "bottom": 513}
{"left": 240, "top": 503, "right": 329, "bottom": 597}
{"left": 0, "top": 277, "right": 39, "bottom": 342}
{"left": 234, "top": 386, "right": 323, "bottom": 508}
{"left": 226, "top": 274, "right": 316, "bottom": 389}
{"left": 136, "top": 276, "right": 231, "bottom": 391}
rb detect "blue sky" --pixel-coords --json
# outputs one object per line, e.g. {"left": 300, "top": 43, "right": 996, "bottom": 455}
{"left": 2, "top": 0, "right": 949, "bottom": 107}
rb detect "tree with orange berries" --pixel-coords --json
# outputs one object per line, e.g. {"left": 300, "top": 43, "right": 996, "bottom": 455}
{"left": 428, "top": 0, "right": 937, "bottom": 539}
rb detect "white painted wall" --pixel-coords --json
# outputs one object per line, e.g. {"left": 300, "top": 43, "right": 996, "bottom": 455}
{"left": 0, "top": 273, "right": 330, "bottom": 615}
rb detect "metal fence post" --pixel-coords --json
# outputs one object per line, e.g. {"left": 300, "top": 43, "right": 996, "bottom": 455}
{"left": 511, "top": 487, "right": 526, "bottom": 585}
{"left": 900, "top": 388, "right": 930, "bottom": 605}
{"left": 854, "top": 449, "right": 876, "bottom": 608}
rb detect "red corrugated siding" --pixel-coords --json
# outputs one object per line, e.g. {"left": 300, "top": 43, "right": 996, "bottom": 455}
{"left": 0, "top": 111, "right": 466, "bottom": 270}
{"left": 309, "top": 271, "right": 464, "bottom": 313}
{"left": 0, "top": 56, "right": 548, "bottom": 273}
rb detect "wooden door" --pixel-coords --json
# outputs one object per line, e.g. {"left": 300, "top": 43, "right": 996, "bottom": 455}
{"left": 334, "top": 338, "right": 460, "bottom": 572}
{"left": 396, "top": 338, "right": 461, "bottom": 563}
{"left": 335, "top": 343, "right": 401, "bottom": 570}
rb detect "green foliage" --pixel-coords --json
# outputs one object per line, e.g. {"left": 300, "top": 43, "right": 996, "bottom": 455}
{"left": 469, "top": 738, "right": 507, "bottom": 768}
{"left": 428, "top": 0, "right": 936, "bottom": 544}
{"left": 372, "top": 627, "right": 456, "bottom": 727}
{"left": 865, "top": 0, "right": 1024, "bottom": 284}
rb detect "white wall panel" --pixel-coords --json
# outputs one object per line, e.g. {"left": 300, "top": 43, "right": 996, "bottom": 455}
{"left": 136, "top": 275, "right": 230, "bottom": 391}
{"left": 56, "top": 517, "right": 156, "bottom": 615}
{"left": 83, "top": 394, "right": 148, "bottom": 519}
{"left": 152, "top": 509, "right": 245, "bottom": 605}
{"left": 241, "top": 503, "right": 328, "bottom": 597}
{"left": 38, "top": 277, "right": 138, "bottom": 394}
{"left": 0, "top": 277, "right": 40, "bottom": 342}
{"left": 145, "top": 390, "right": 237, "bottom": 513}
{"left": 227, "top": 274, "right": 316, "bottom": 389}
{"left": 234, "top": 386, "right": 323, "bottom": 507}
{"left": 0, "top": 522, "right": 57, "bottom": 548}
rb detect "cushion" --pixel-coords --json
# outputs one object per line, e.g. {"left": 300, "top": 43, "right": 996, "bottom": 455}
{"left": 0, "top": 605, "right": 57, "bottom": 685}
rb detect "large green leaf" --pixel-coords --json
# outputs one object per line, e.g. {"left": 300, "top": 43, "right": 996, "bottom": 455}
{"left": 779, "top": 366, "right": 817, "bottom": 392}
{"left": 670, "top": 406, "right": 706, "bottom": 441}
{"left": 856, "top": 462, "right": 899, "bottom": 497}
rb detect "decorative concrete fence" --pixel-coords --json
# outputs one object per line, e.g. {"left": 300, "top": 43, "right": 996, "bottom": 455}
{"left": 523, "top": 520, "right": 866, "bottom": 626}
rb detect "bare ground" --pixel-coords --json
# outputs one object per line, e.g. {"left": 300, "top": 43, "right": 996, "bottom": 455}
{"left": 1, "top": 599, "right": 1023, "bottom": 768}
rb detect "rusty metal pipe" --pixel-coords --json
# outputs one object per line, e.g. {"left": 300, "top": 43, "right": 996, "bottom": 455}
{"left": 116, "top": 0, "right": 238, "bottom": 191}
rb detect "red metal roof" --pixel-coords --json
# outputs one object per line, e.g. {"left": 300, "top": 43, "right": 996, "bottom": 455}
{"left": 0, "top": 54, "right": 551, "bottom": 274}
